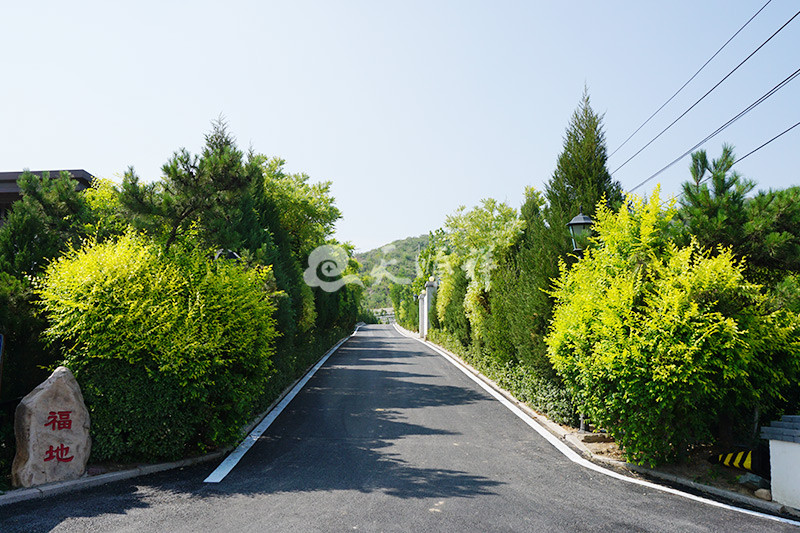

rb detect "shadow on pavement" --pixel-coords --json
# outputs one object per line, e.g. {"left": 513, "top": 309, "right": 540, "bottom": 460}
{"left": 0, "top": 325, "right": 505, "bottom": 532}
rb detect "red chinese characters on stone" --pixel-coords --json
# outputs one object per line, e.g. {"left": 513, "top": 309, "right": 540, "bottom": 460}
{"left": 45, "top": 411, "right": 73, "bottom": 431}
{"left": 43, "top": 444, "right": 74, "bottom": 463}
{"left": 43, "top": 411, "right": 75, "bottom": 463}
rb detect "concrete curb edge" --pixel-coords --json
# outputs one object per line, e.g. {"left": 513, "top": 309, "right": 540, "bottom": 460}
{"left": 0, "top": 450, "right": 229, "bottom": 506}
{"left": 0, "top": 330, "right": 355, "bottom": 507}
{"left": 392, "top": 323, "right": 799, "bottom": 521}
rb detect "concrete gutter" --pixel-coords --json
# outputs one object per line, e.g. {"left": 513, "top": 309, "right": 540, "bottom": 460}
{"left": 561, "top": 432, "right": 791, "bottom": 517}
{"left": 0, "top": 451, "right": 228, "bottom": 506}
{"left": 4, "top": 323, "right": 797, "bottom": 522}
{"left": 393, "top": 323, "right": 800, "bottom": 521}
{"left": 0, "top": 332, "right": 353, "bottom": 507}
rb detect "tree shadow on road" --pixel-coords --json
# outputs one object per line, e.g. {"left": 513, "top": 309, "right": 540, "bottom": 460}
{"left": 207, "top": 336, "right": 505, "bottom": 500}
{"left": 0, "top": 328, "right": 506, "bottom": 532}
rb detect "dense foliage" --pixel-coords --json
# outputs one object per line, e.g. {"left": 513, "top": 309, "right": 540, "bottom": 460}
{"left": 0, "top": 274, "right": 49, "bottom": 402}
{"left": 0, "top": 171, "right": 92, "bottom": 278}
{"left": 679, "top": 145, "right": 800, "bottom": 285}
{"left": 546, "top": 191, "right": 800, "bottom": 466}
{"left": 0, "top": 172, "right": 117, "bottom": 407}
{"left": 389, "top": 282, "right": 419, "bottom": 330}
{"left": 0, "top": 119, "right": 368, "bottom": 484}
{"left": 545, "top": 89, "right": 623, "bottom": 226}
{"left": 258, "top": 157, "right": 342, "bottom": 259}
{"left": 357, "top": 235, "right": 429, "bottom": 310}
{"left": 392, "top": 90, "right": 621, "bottom": 424}
{"left": 391, "top": 90, "right": 800, "bottom": 462}
{"left": 438, "top": 199, "right": 524, "bottom": 344}
{"left": 38, "top": 234, "right": 279, "bottom": 460}
{"left": 486, "top": 187, "right": 567, "bottom": 375}
{"left": 119, "top": 119, "right": 257, "bottom": 253}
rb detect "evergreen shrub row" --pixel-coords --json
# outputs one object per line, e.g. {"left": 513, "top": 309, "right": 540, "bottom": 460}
{"left": 37, "top": 233, "right": 279, "bottom": 461}
{"left": 546, "top": 193, "right": 800, "bottom": 465}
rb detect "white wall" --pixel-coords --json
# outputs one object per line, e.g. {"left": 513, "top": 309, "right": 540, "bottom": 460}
{"left": 771, "top": 440, "right": 800, "bottom": 510}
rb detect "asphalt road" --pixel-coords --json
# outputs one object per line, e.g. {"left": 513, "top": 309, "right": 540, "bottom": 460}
{"left": 1, "top": 324, "right": 796, "bottom": 532}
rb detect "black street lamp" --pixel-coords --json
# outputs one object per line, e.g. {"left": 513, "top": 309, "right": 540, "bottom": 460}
{"left": 567, "top": 206, "right": 593, "bottom": 258}
{"left": 567, "top": 206, "right": 594, "bottom": 433}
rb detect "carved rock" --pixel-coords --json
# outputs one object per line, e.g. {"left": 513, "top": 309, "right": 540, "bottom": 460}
{"left": 12, "top": 366, "right": 91, "bottom": 488}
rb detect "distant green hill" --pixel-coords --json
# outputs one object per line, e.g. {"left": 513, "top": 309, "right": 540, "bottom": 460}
{"left": 356, "top": 234, "right": 429, "bottom": 309}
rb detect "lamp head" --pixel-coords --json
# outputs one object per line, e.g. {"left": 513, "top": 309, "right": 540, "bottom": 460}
{"left": 566, "top": 206, "right": 593, "bottom": 253}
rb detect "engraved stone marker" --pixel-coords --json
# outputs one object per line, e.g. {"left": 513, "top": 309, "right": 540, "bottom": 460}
{"left": 12, "top": 366, "right": 91, "bottom": 488}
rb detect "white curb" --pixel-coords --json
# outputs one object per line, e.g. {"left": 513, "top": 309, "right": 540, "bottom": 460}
{"left": 392, "top": 322, "right": 800, "bottom": 528}
{"left": 204, "top": 325, "right": 361, "bottom": 483}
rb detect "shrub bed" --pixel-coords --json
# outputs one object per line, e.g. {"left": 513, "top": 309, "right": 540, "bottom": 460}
{"left": 427, "top": 328, "right": 576, "bottom": 425}
{"left": 546, "top": 194, "right": 800, "bottom": 466}
{"left": 38, "top": 234, "right": 279, "bottom": 461}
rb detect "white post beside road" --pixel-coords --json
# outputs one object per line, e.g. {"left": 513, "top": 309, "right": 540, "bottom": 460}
{"left": 418, "top": 290, "right": 426, "bottom": 338}
{"left": 424, "top": 277, "right": 436, "bottom": 339}
{"left": 418, "top": 276, "right": 437, "bottom": 340}
{"left": 761, "top": 415, "right": 800, "bottom": 510}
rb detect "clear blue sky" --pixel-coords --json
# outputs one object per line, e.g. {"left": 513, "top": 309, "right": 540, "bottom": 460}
{"left": 2, "top": 1, "right": 797, "bottom": 252}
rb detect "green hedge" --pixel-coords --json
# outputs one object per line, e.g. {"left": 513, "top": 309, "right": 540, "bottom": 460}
{"left": 38, "top": 234, "right": 279, "bottom": 461}
{"left": 0, "top": 273, "right": 53, "bottom": 403}
{"left": 427, "top": 328, "right": 576, "bottom": 425}
{"left": 546, "top": 194, "right": 800, "bottom": 466}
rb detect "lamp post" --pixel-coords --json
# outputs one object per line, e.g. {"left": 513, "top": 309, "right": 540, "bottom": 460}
{"left": 567, "top": 207, "right": 594, "bottom": 432}
{"left": 566, "top": 206, "right": 593, "bottom": 258}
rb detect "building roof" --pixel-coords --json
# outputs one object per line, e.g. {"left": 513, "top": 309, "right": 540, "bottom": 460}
{"left": 0, "top": 170, "right": 94, "bottom": 205}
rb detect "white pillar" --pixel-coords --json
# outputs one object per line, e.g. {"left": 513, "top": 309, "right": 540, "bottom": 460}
{"left": 422, "top": 295, "right": 427, "bottom": 338}
{"left": 418, "top": 293, "right": 426, "bottom": 338}
{"left": 421, "top": 276, "right": 437, "bottom": 340}
{"left": 424, "top": 279, "right": 434, "bottom": 335}
{"left": 762, "top": 415, "right": 800, "bottom": 509}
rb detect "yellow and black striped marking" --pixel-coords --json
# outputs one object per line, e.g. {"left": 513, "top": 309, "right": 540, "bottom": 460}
{"left": 718, "top": 450, "right": 752, "bottom": 471}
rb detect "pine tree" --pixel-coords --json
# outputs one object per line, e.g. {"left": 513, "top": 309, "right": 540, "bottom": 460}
{"left": 119, "top": 117, "right": 256, "bottom": 252}
{"left": 545, "top": 88, "right": 623, "bottom": 228}
{"left": 0, "top": 171, "right": 91, "bottom": 277}
{"left": 679, "top": 144, "right": 754, "bottom": 254}
{"left": 679, "top": 145, "right": 800, "bottom": 284}
{"left": 486, "top": 89, "right": 622, "bottom": 388}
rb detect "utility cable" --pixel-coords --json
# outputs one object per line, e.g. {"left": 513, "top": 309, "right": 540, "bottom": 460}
{"left": 612, "top": 8, "right": 800, "bottom": 176}
{"left": 732, "top": 119, "right": 800, "bottom": 166}
{"left": 660, "top": 119, "right": 800, "bottom": 208}
{"left": 609, "top": 0, "right": 773, "bottom": 159}
{"left": 628, "top": 65, "right": 800, "bottom": 193}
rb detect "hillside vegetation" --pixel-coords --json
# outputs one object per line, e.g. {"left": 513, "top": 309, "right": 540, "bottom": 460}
{"left": 356, "top": 235, "right": 428, "bottom": 309}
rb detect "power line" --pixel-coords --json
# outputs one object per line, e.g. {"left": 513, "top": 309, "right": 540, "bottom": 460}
{"left": 612, "top": 8, "right": 800, "bottom": 176}
{"left": 609, "top": 0, "right": 773, "bottom": 159}
{"left": 628, "top": 65, "right": 800, "bottom": 193}
{"left": 661, "top": 119, "right": 800, "bottom": 208}
{"left": 733, "top": 119, "right": 800, "bottom": 166}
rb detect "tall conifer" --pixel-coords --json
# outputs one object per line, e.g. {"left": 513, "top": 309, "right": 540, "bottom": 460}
{"left": 487, "top": 88, "right": 622, "bottom": 397}
{"left": 545, "top": 87, "right": 622, "bottom": 233}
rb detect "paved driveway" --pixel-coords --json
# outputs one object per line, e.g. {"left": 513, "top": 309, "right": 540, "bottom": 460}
{"left": 0, "top": 325, "right": 796, "bottom": 532}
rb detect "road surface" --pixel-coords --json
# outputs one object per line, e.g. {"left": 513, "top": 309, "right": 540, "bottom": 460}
{"left": 1, "top": 324, "right": 795, "bottom": 532}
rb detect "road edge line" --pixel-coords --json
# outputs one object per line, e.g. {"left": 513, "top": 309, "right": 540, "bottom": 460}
{"left": 203, "top": 325, "right": 361, "bottom": 483}
{"left": 0, "top": 327, "right": 362, "bottom": 505}
{"left": 392, "top": 323, "right": 800, "bottom": 528}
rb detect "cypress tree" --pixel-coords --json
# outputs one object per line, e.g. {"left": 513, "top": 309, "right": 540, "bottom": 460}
{"left": 545, "top": 87, "right": 623, "bottom": 234}
{"left": 488, "top": 88, "right": 622, "bottom": 387}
